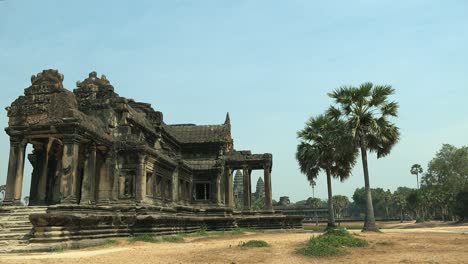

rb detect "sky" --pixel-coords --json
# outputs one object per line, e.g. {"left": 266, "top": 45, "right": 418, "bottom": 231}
{"left": 0, "top": 0, "right": 467, "bottom": 203}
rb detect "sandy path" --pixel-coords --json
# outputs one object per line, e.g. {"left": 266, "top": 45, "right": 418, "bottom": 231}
{"left": 2, "top": 226, "right": 468, "bottom": 264}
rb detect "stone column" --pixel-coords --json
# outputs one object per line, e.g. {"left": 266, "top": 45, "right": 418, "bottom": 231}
{"left": 242, "top": 166, "right": 251, "bottom": 210}
{"left": 264, "top": 163, "right": 273, "bottom": 211}
{"left": 172, "top": 167, "right": 179, "bottom": 204}
{"left": 60, "top": 136, "right": 80, "bottom": 204}
{"left": 28, "top": 149, "right": 39, "bottom": 205}
{"left": 225, "top": 167, "right": 234, "bottom": 208}
{"left": 135, "top": 154, "right": 146, "bottom": 202}
{"left": 96, "top": 150, "right": 111, "bottom": 204}
{"left": 36, "top": 140, "right": 52, "bottom": 205}
{"left": 216, "top": 166, "right": 224, "bottom": 206}
{"left": 3, "top": 137, "right": 26, "bottom": 206}
{"left": 81, "top": 144, "right": 96, "bottom": 204}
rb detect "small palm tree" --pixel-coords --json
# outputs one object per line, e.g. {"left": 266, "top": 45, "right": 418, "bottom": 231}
{"left": 296, "top": 114, "right": 358, "bottom": 228}
{"left": 328, "top": 82, "right": 400, "bottom": 231}
{"left": 410, "top": 164, "right": 423, "bottom": 189}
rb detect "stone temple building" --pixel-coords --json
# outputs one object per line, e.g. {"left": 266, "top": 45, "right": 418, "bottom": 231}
{"left": 0, "top": 70, "right": 302, "bottom": 246}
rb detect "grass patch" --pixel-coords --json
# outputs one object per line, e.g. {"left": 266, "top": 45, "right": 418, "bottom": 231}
{"left": 231, "top": 227, "right": 245, "bottom": 235}
{"left": 304, "top": 225, "right": 363, "bottom": 232}
{"left": 128, "top": 234, "right": 157, "bottom": 243}
{"left": 196, "top": 225, "right": 209, "bottom": 236}
{"left": 161, "top": 235, "right": 185, "bottom": 243}
{"left": 298, "top": 229, "right": 368, "bottom": 257}
{"left": 128, "top": 234, "right": 184, "bottom": 243}
{"left": 297, "top": 239, "right": 346, "bottom": 257}
{"left": 239, "top": 240, "right": 269, "bottom": 248}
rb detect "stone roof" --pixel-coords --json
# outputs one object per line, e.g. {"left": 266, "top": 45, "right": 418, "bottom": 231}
{"left": 165, "top": 124, "right": 229, "bottom": 144}
{"left": 185, "top": 159, "right": 218, "bottom": 170}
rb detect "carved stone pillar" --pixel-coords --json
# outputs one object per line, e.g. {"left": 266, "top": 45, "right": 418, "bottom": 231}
{"left": 36, "top": 140, "right": 52, "bottom": 205}
{"left": 3, "top": 137, "right": 26, "bottom": 206}
{"left": 264, "top": 163, "right": 273, "bottom": 211}
{"left": 97, "top": 152, "right": 111, "bottom": 204}
{"left": 172, "top": 167, "right": 179, "bottom": 204}
{"left": 216, "top": 166, "right": 224, "bottom": 206}
{"left": 81, "top": 144, "right": 96, "bottom": 204}
{"left": 225, "top": 167, "right": 234, "bottom": 208}
{"left": 242, "top": 166, "right": 251, "bottom": 210}
{"left": 60, "top": 136, "right": 80, "bottom": 204}
{"left": 135, "top": 154, "right": 146, "bottom": 202}
{"left": 28, "top": 145, "right": 43, "bottom": 205}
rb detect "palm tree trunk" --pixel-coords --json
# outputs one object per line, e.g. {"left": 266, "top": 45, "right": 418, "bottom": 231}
{"left": 417, "top": 174, "right": 419, "bottom": 189}
{"left": 326, "top": 168, "right": 336, "bottom": 228}
{"left": 360, "top": 140, "right": 378, "bottom": 231}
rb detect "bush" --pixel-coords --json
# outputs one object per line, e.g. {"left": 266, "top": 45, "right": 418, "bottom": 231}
{"left": 196, "top": 225, "right": 208, "bottom": 236}
{"left": 298, "top": 229, "right": 368, "bottom": 257}
{"left": 298, "top": 239, "right": 346, "bottom": 257}
{"left": 239, "top": 240, "right": 269, "bottom": 248}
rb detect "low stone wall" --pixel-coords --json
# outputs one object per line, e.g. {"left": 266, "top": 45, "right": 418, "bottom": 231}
{"left": 28, "top": 205, "right": 303, "bottom": 243}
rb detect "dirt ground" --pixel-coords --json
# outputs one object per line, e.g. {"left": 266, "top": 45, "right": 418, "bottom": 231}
{"left": 1, "top": 222, "right": 467, "bottom": 264}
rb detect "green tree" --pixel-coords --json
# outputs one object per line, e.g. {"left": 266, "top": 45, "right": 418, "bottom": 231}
{"left": 23, "top": 196, "right": 29, "bottom": 206}
{"left": 0, "top": 184, "right": 6, "bottom": 204}
{"left": 306, "top": 197, "right": 323, "bottom": 209}
{"left": 328, "top": 83, "right": 400, "bottom": 231}
{"left": 297, "top": 114, "right": 358, "bottom": 228}
{"left": 453, "top": 190, "right": 468, "bottom": 221}
{"left": 410, "top": 164, "right": 423, "bottom": 189}
{"left": 422, "top": 144, "right": 468, "bottom": 221}
{"left": 332, "top": 195, "right": 350, "bottom": 221}
{"left": 393, "top": 187, "right": 412, "bottom": 222}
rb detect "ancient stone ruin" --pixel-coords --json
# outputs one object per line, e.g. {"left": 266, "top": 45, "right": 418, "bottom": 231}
{"left": 0, "top": 69, "right": 302, "bottom": 249}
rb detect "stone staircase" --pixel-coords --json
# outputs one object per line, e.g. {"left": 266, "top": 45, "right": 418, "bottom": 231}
{"left": 0, "top": 206, "right": 47, "bottom": 253}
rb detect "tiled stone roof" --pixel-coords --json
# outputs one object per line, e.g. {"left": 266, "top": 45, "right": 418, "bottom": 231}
{"left": 165, "top": 124, "right": 228, "bottom": 144}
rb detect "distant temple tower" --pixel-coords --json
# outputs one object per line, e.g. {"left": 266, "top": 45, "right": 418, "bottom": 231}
{"left": 255, "top": 177, "right": 265, "bottom": 199}
{"left": 233, "top": 170, "right": 243, "bottom": 204}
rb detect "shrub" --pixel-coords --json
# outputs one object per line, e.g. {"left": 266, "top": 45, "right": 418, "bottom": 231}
{"left": 239, "top": 240, "right": 269, "bottom": 248}
{"left": 297, "top": 239, "right": 346, "bottom": 257}
{"left": 196, "top": 225, "right": 208, "bottom": 236}
{"left": 298, "top": 229, "right": 368, "bottom": 257}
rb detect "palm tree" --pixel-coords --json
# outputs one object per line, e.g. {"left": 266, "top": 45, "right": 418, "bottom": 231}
{"left": 410, "top": 164, "right": 423, "bottom": 189}
{"left": 328, "top": 82, "right": 400, "bottom": 231}
{"left": 296, "top": 114, "right": 358, "bottom": 228}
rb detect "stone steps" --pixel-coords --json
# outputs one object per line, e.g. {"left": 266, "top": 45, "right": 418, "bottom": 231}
{"left": 0, "top": 206, "right": 47, "bottom": 253}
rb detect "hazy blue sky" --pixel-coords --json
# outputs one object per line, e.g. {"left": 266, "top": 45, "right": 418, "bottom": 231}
{"left": 0, "top": 0, "right": 467, "bottom": 202}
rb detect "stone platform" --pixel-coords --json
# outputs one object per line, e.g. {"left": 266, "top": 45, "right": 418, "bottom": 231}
{"left": 0, "top": 205, "right": 303, "bottom": 252}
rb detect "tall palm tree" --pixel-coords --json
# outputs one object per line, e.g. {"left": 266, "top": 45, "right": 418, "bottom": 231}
{"left": 328, "top": 82, "right": 400, "bottom": 231}
{"left": 296, "top": 114, "right": 358, "bottom": 228}
{"left": 410, "top": 164, "right": 423, "bottom": 189}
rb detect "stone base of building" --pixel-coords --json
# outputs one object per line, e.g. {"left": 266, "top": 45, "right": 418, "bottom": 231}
{"left": 28, "top": 205, "right": 303, "bottom": 243}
